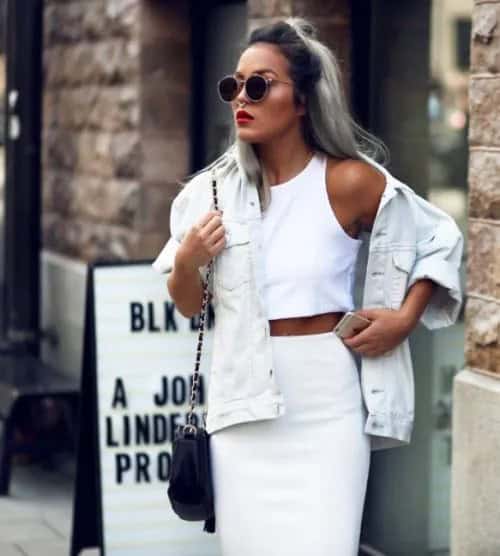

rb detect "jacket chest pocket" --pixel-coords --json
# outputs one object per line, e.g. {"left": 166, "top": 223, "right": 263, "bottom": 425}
{"left": 388, "top": 249, "right": 415, "bottom": 309}
{"left": 215, "top": 221, "right": 251, "bottom": 291}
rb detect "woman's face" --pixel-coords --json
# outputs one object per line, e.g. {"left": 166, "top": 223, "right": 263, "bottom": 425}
{"left": 229, "top": 43, "right": 306, "bottom": 144}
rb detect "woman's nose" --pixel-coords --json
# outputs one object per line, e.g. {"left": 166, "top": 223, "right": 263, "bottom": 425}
{"left": 235, "top": 81, "right": 250, "bottom": 104}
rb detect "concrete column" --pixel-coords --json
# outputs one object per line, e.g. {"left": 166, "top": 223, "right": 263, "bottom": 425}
{"left": 137, "top": 0, "right": 191, "bottom": 256}
{"left": 451, "top": 1, "right": 500, "bottom": 554}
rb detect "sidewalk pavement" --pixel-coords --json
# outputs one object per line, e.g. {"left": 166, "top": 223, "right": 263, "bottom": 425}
{"left": 0, "top": 454, "right": 98, "bottom": 556}
{"left": 0, "top": 455, "right": 447, "bottom": 556}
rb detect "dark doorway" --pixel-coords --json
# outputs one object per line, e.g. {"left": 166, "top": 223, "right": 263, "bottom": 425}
{"left": 190, "top": 0, "right": 247, "bottom": 171}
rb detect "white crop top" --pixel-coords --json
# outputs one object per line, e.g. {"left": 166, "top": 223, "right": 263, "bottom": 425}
{"left": 261, "top": 150, "right": 362, "bottom": 320}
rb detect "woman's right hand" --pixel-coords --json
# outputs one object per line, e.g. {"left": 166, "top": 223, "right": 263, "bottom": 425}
{"left": 175, "top": 210, "right": 226, "bottom": 272}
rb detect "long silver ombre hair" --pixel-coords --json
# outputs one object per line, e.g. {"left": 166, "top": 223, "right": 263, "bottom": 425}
{"left": 184, "top": 17, "right": 389, "bottom": 212}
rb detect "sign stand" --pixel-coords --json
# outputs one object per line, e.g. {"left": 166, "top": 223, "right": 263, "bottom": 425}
{"left": 71, "top": 263, "right": 104, "bottom": 556}
{"left": 70, "top": 260, "right": 218, "bottom": 556}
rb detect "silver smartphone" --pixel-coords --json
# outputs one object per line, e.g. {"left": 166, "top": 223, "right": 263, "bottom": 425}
{"left": 333, "top": 311, "right": 372, "bottom": 339}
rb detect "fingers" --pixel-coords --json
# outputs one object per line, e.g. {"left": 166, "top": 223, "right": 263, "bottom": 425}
{"left": 196, "top": 210, "right": 226, "bottom": 249}
{"left": 210, "top": 235, "right": 226, "bottom": 255}
{"left": 188, "top": 210, "right": 226, "bottom": 262}
{"left": 344, "top": 340, "right": 371, "bottom": 356}
{"left": 207, "top": 225, "right": 226, "bottom": 249}
{"left": 203, "top": 211, "right": 225, "bottom": 237}
{"left": 196, "top": 210, "right": 223, "bottom": 230}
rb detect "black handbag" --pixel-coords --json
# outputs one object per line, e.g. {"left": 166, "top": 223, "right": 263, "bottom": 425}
{"left": 167, "top": 168, "right": 219, "bottom": 534}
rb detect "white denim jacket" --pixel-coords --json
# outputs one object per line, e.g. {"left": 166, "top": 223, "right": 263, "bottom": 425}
{"left": 152, "top": 153, "right": 464, "bottom": 451}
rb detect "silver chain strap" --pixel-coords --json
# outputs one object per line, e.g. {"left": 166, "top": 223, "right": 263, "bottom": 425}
{"left": 183, "top": 168, "right": 219, "bottom": 435}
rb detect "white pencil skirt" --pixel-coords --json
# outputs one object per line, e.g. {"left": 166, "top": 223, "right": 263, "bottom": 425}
{"left": 209, "top": 330, "right": 371, "bottom": 556}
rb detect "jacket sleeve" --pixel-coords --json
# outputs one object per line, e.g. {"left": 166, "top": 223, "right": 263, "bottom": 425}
{"left": 406, "top": 193, "right": 464, "bottom": 330}
{"left": 151, "top": 177, "right": 214, "bottom": 297}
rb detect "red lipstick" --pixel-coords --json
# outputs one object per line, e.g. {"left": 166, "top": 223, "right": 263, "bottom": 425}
{"left": 236, "top": 109, "right": 254, "bottom": 122}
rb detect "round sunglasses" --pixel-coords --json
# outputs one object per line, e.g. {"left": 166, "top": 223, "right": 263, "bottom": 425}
{"left": 217, "top": 74, "right": 293, "bottom": 103}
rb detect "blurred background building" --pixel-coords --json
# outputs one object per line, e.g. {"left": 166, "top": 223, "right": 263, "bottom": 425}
{"left": 0, "top": 0, "right": 497, "bottom": 555}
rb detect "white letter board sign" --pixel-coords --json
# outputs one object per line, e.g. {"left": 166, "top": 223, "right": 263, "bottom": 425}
{"left": 71, "top": 261, "right": 220, "bottom": 556}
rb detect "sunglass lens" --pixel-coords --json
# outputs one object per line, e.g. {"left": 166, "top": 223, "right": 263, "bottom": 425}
{"left": 246, "top": 75, "right": 267, "bottom": 101}
{"left": 218, "top": 76, "right": 239, "bottom": 102}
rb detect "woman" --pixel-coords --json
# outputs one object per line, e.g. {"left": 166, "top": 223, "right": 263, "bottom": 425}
{"left": 153, "top": 17, "right": 462, "bottom": 556}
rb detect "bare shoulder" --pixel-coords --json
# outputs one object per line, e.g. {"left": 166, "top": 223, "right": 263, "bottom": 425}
{"left": 325, "top": 155, "right": 386, "bottom": 231}
{"left": 325, "top": 156, "right": 385, "bottom": 198}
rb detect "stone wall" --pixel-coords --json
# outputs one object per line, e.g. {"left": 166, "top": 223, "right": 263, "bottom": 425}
{"left": 42, "top": 0, "right": 141, "bottom": 260}
{"left": 466, "top": 1, "right": 500, "bottom": 375}
{"left": 451, "top": 2, "right": 500, "bottom": 554}
{"left": 42, "top": 0, "right": 190, "bottom": 262}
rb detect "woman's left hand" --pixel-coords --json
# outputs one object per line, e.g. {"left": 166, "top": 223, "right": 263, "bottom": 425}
{"left": 341, "top": 308, "right": 415, "bottom": 357}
